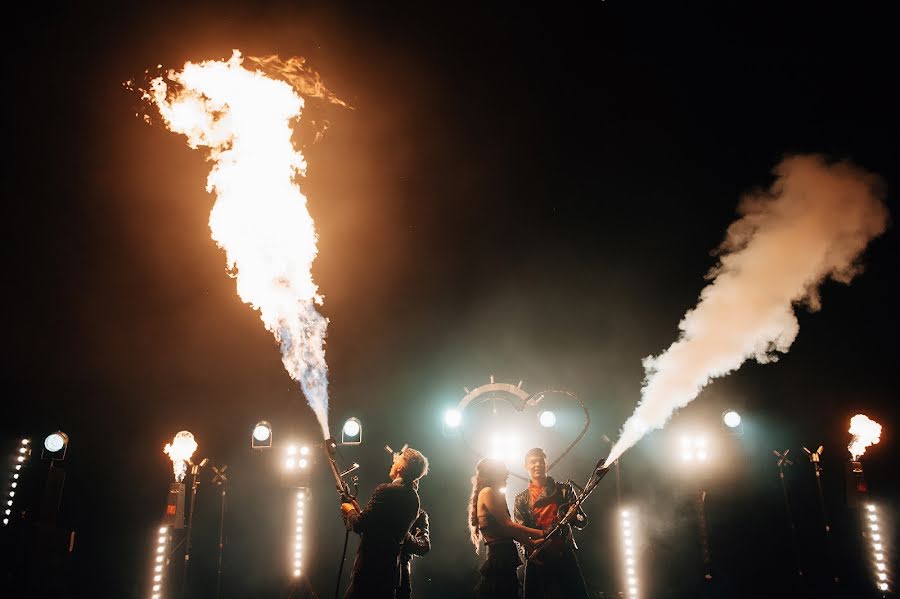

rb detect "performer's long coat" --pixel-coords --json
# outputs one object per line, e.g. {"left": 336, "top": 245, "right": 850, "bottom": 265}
{"left": 344, "top": 478, "right": 420, "bottom": 599}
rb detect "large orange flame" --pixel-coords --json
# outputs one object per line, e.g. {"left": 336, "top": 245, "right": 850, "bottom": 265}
{"left": 147, "top": 51, "right": 331, "bottom": 438}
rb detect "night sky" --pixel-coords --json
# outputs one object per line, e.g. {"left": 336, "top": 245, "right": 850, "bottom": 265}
{"left": 4, "top": 2, "right": 898, "bottom": 598}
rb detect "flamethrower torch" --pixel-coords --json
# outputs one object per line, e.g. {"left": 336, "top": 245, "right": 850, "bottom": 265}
{"left": 324, "top": 438, "right": 361, "bottom": 599}
{"left": 528, "top": 457, "right": 611, "bottom": 562}
{"left": 324, "top": 438, "right": 361, "bottom": 524}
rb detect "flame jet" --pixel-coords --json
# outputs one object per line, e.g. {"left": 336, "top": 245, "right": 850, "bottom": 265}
{"left": 147, "top": 51, "right": 333, "bottom": 438}
{"left": 607, "top": 156, "right": 888, "bottom": 464}
{"left": 848, "top": 414, "right": 882, "bottom": 460}
{"left": 164, "top": 431, "right": 198, "bottom": 483}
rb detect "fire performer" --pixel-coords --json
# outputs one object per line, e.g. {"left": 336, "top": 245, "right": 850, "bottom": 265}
{"left": 340, "top": 447, "right": 429, "bottom": 599}
{"left": 396, "top": 502, "right": 430, "bottom": 599}
{"left": 514, "top": 447, "right": 590, "bottom": 599}
{"left": 469, "top": 458, "right": 545, "bottom": 599}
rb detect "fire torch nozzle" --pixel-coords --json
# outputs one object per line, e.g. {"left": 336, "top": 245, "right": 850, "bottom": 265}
{"left": 324, "top": 437, "right": 338, "bottom": 456}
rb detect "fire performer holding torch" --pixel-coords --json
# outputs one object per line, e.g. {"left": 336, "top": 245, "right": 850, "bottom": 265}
{"left": 514, "top": 447, "right": 591, "bottom": 599}
{"left": 337, "top": 446, "right": 429, "bottom": 599}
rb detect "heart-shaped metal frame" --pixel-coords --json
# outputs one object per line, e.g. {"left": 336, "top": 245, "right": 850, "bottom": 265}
{"left": 455, "top": 379, "right": 591, "bottom": 481}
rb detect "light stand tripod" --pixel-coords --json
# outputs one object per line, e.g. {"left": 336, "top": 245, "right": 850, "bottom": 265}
{"left": 211, "top": 464, "right": 229, "bottom": 599}
{"left": 182, "top": 457, "right": 208, "bottom": 597}
{"left": 802, "top": 445, "right": 838, "bottom": 583}
{"left": 773, "top": 450, "right": 803, "bottom": 577}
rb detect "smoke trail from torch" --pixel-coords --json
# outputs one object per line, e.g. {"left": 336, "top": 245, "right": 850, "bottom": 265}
{"left": 146, "top": 51, "right": 339, "bottom": 439}
{"left": 606, "top": 155, "right": 888, "bottom": 464}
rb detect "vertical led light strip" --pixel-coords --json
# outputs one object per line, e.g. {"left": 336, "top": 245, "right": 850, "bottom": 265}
{"left": 292, "top": 489, "right": 307, "bottom": 578}
{"left": 149, "top": 525, "right": 171, "bottom": 599}
{"left": 4, "top": 438, "right": 31, "bottom": 526}
{"left": 865, "top": 504, "right": 890, "bottom": 593}
{"left": 621, "top": 508, "right": 639, "bottom": 599}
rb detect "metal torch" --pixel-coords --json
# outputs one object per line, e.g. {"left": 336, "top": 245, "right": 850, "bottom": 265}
{"left": 529, "top": 458, "right": 610, "bottom": 561}
{"left": 324, "top": 438, "right": 361, "bottom": 529}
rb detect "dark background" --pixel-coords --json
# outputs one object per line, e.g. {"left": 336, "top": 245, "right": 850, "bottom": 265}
{"left": 3, "top": 2, "right": 897, "bottom": 598}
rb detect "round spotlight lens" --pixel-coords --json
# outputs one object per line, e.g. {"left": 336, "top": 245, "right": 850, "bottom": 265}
{"left": 443, "top": 409, "right": 462, "bottom": 428}
{"left": 723, "top": 410, "right": 742, "bottom": 428}
{"left": 539, "top": 411, "right": 557, "bottom": 428}
{"left": 252, "top": 424, "right": 271, "bottom": 442}
{"left": 300, "top": 446, "right": 310, "bottom": 456}
{"left": 343, "top": 419, "right": 361, "bottom": 438}
{"left": 44, "top": 433, "right": 66, "bottom": 453}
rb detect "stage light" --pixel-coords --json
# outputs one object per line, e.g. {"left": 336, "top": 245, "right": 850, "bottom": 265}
{"left": 489, "top": 432, "right": 521, "bottom": 466}
{"left": 342, "top": 418, "right": 362, "bottom": 445}
{"left": 43, "top": 431, "right": 70, "bottom": 461}
{"left": 148, "top": 524, "right": 171, "bottom": 598}
{"left": 861, "top": 502, "right": 891, "bottom": 593}
{"left": 290, "top": 489, "right": 307, "bottom": 578}
{"left": 722, "top": 410, "right": 742, "bottom": 428}
{"left": 300, "top": 446, "right": 310, "bottom": 456}
{"left": 4, "top": 438, "right": 32, "bottom": 526}
{"left": 444, "top": 409, "right": 462, "bottom": 428}
{"left": 620, "top": 508, "right": 640, "bottom": 598}
{"left": 252, "top": 421, "right": 273, "bottom": 449}
{"left": 678, "top": 435, "right": 711, "bottom": 463}
{"left": 539, "top": 411, "right": 557, "bottom": 428}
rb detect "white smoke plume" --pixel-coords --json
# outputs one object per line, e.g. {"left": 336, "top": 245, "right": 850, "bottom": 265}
{"left": 607, "top": 155, "right": 888, "bottom": 464}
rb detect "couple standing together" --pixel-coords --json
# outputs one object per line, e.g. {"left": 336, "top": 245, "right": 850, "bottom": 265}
{"left": 470, "top": 447, "right": 590, "bottom": 599}
{"left": 339, "top": 446, "right": 589, "bottom": 598}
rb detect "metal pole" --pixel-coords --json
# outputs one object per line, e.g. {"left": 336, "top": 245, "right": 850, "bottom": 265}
{"left": 695, "top": 489, "right": 712, "bottom": 581}
{"left": 216, "top": 485, "right": 226, "bottom": 598}
{"left": 812, "top": 464, "right": 838, "bottom": 583}
{"left": 777, "top": 466, "right": 803, "bottom": 576}
{"left": 182, "top": 468, "right": 200, "bottom": 596}
{"left": 614, "top": 459, "right": 622, "bottom": 506}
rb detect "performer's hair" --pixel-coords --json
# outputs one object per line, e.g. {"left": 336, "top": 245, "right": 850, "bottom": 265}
{"left": 400, "top": 447, "right": 429, "bottom": 481}
{"left": 524, "top": 447, "right": 547, "bottom": 462}
{"left": 468, "top": 458, "right": 507, "bottom": 552}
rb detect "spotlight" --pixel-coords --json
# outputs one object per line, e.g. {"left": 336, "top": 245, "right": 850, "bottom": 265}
{"left": 42, "top": 431, "right": 69, "bottom": 460}
{"left": 722, "top": 410, "right": 742, "bottom": 428}
{"left": 539, "top": 411, "right": 557, "bottom": 428}
{"left": 342, "top": 418, "right": 362, "bottom": 445}
{"left": 443, "top": 409, "right": 462, "bottom": 428}
{"left": 251, "top": 421, "right": 273, "bottom": 449}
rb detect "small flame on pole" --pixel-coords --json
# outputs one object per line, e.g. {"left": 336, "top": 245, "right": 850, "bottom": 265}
{"left": 164, "top": 431, "right": 198, "bottom": 482}
{"left": 848, "top": 414, "right": 882, "bottom": 460}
